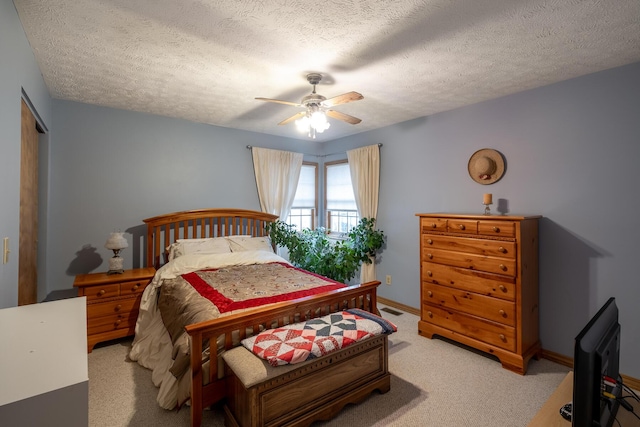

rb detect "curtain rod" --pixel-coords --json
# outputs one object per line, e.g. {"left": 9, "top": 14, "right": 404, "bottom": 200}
{"left": 246, "top": 143, "right": 382, "bottom": 158}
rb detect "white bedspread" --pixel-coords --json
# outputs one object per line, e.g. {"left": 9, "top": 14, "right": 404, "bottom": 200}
{"left": 128, "top": 250, "right": 291, "bottom": 409}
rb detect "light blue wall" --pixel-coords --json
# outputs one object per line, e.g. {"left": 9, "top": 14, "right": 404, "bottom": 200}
{"left": 0, "top": 0, "right": 51, "bottom": 308}
{"left": 47, "top": 100, "right": 322, "bottom": 297}
{"left": 324, "top": 61, "right": 640, "bottom": 378}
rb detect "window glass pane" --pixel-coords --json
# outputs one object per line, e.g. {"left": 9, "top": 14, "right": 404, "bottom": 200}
{"left": 326, "top": 163, "right": 357, "bottom": 210}
{"left": 292, "top": 164, "right": 315, "bottom": 207}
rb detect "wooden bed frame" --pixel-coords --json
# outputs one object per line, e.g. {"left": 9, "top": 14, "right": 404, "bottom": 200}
{"left": 142, "top": 209, "right": 382, "bottom": 427}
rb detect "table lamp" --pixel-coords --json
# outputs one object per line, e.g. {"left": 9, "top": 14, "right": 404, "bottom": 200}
{"left": 105, "top": 232, "right": 128, "bottom": 274}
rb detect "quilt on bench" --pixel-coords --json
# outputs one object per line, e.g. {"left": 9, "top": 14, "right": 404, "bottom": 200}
{"left": 241, "top": 308, "right": 397, "bottom": 367}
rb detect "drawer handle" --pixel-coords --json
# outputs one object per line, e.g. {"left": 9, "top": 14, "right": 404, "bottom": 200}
{"left": 427, "top": 271, "right": 433, "bottom": 277}
{"left": 99, "top": 289, "right": 106, "bottom": 296}
{"left": 115, "top": 304, "right": 122, "bottom": 311}
{"left": 499, "top": 334, "right": 506, "bottom": 341}
{"left": 115, "top": 319, "right": 122, "bottom": 325}
{"left": 132, "top": 283, "right": 140, "bottom": 291}
{"left": 458, "top": 224, "right": 465, "bottom": 230}
{"left": 431, "top": 223, "right": 437, "bottom": 228}
{"left": 499, "top": 309, "right": 506, "bottom": 317}
{"left": 499, "top": 264, "right": 507, "bottom": 271}
{"left": 499, "top": 285, "right": 506, "bottom": 292}
{"left": 427, "top": 291, "right": 433, "bottom": 297}
{"left": 426, "top": 239, "right": 433, "bottom": 245}
{"left": 427, "top": 253, "right": 433, "bottom": 259}
{"left": 493, "top": 226, "right": 500, "bottom": 232}
{"left": 427, "top": 311, "right": 433, "bottom": 318}
{"left": 498, "top": 246, "right": 506, "bottom": 253}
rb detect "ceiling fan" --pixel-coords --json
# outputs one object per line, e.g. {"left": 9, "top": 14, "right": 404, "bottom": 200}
{"left": 256, "top": 73, "right": 363, "bottom": 138}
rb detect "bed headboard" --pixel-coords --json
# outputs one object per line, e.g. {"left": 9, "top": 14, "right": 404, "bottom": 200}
{"left": 143, "top": 208, "right": 279, "bottom": 269}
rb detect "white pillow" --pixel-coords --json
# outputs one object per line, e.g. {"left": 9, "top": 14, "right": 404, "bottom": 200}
{"left": 166, "top": 237, "right": 231, "bottom": 261}
{"left": 226, "top": 235, "right": 274, "bottom": 253}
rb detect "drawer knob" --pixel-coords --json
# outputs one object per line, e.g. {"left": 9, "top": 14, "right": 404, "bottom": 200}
{"left": 99, "top": 289, "right": 106, "bottom": 296}
{"left": 427, "top": 311, "right": 433, "bottom": 318}
{"left": 427, "top": 253, "right": 433, "bottom": 259}
{"left": 427, "top": 291, "right": 433, "bottom": 297}
{"left": 493, "top": 226, "right": 500, "bottom": 232}
{"left": 427, "top": 271, "right": 433, "bottom": 277}
{"left": 499, "top": 309, "right": 506, "bottom": 317}
{"left": 426, "top": 239, "right": 433, "bottom": 245}
{"left": 499, "top": 334, "right": 506, "bottom": 341}
{"left": 499, "top": 264, "right": 507, "bottom": 271}
{"left": 458, "top": 224, "right": 465, "bottom": 230}
{"left": 115, "top": 319, "right": 122, "bottom": 325}
{"left": 133, "top": 283, "right": 140, "bottom": 290}
{"left": 498, "top": 246, "right": 506, "bottom": 253}
{"left": 115, "top": 304, "right": 122, "bottom": 311}
{"left": 499, "top": 285, "right": 506, "bottom": 292}
{"left": 431, "top": 223, "right": 437, "bottom": 228}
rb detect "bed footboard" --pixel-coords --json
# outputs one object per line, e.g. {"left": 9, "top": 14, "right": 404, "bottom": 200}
{"left": 185, "top": 280, "right": 381, "bottom": 427}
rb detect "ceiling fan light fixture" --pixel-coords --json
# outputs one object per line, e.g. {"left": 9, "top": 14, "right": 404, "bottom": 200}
{"left": 296, "top": 107, "right": 330, "bottom": 139}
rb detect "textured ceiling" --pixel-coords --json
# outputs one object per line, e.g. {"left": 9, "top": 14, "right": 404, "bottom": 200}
{"left": 13, "top": 0, "right": 640, "bottom": 142}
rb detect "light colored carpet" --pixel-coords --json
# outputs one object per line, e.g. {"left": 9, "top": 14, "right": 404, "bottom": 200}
{"left": 88, "top": 305, "right": 570, "bottom": 426}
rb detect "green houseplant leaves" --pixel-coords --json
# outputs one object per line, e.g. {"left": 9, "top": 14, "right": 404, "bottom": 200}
{"left": 267, "top": 218, "right": 386, "bottom": 284}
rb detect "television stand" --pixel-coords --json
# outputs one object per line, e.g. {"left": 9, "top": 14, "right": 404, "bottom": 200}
{"left": 528, "top": 372, "right": 637, "bottom": 426}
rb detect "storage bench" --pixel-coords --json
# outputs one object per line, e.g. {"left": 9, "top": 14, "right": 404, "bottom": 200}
{"left": 222, "top": 334, "right": 390, "bottom": 427}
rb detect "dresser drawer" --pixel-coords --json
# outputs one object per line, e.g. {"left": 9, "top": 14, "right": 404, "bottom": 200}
{"left": 421, "top": 304, "right": 516, "bottom": 352}
{"left": 422, "top": 248, "right": 517, "bottom": 276}
{"left": 87, "top": 311, "right": 138, "bottom": 335}
{"left": 87, "top": 297, "right": 140, "bottom": 318}
{"left": 447, "top": 219, "right": 478, "bottom": 234}
{"left": 478, "top": 220, "right": 516, "bottom": 238}
{"left": 422, "top": 282, "right": 516, "bottom": 326}
{"left": 422, "top": 234, "right": 516, "bottom": 258}
{"left": 421, "top": 262, "right": 515, "bottom": 300}
{"left": 421, "top": 217, "right": 447, "bottom": 233}
{"left": 81, "top": 283, "right": 120, "bottom": 300}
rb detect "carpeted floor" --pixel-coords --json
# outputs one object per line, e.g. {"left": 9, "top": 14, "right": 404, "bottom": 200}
{"left": 88, "top": 305, "right": 570, "bottom": 426}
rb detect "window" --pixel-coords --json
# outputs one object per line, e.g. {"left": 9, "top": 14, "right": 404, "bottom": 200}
{"left": 287, "top": 162, "right": 317, "bottom": 230}
{"left": 325, "top": 160, "right": 359, "bottom": 234}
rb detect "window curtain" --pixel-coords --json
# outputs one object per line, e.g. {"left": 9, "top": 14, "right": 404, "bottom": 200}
{"left": 251, "top": 147, "right": 303, "bottom": 220}
{"left": 346, "top": 144, "right": 380, "bottom": 283}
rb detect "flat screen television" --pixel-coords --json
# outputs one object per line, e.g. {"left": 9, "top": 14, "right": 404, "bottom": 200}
{"left": 572, "top": 297, "right": 621, "bottom": 427}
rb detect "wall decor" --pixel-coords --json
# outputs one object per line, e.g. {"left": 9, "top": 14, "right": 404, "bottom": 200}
{"left": 468, "top": 148, "right": 505, "bottom": 185}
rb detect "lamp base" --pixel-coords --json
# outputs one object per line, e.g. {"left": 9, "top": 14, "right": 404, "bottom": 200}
{"left": 107, "top": 255, "right": 124, "bottom": 274}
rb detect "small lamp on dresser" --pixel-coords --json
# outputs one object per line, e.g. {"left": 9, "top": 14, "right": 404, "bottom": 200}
{"left": 105, "top": 232, "right": 128, "bottom": 274}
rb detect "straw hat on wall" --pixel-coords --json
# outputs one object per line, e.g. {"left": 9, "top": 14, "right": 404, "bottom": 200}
{"left": 468, "top": 149, "right": 505, "bottom": 185}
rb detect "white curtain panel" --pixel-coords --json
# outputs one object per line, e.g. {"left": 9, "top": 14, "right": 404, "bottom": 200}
{"left": 346, "top": 144, "right": 380, "bottom": 283}
{"left": 252, "top": 147, "right": 303, "bottom": 219}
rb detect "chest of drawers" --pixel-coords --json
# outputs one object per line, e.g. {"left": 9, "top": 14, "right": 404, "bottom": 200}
{"left": 73, "top": 267, "right": 155, "bottom": 352}
{"left": 416, "top": 213, "right": 541, "bottom": 374}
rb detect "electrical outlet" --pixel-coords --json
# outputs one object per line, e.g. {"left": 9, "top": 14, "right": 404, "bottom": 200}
{"left": 385, "top": 275, "right": 392, "bottom": 285}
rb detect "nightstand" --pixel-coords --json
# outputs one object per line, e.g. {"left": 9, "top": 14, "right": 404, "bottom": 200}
{"left": 73, "top": 267, "right": 155, "bottom": 352}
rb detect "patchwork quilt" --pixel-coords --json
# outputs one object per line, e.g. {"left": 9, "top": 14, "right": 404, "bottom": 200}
{"left": 241, "top": 309, "right": 397, "bottom": 367}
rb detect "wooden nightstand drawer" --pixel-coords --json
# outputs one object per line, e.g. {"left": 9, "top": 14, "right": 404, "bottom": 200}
{"left": 447, "top": 218, "right": 478, "bottom": 234}
{"left": 87, "top": 297, "right": 139, "bottom": 318}
{"left": 81, "top": 283, "right": 120, "bottom": 300}
{"left": 87, "top": 311, "right": 138, "bottom": 335}
{"left": 120, "top": 280, "right": 148, "bottom": 296}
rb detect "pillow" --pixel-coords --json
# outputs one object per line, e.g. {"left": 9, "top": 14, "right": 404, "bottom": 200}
{"left": 166, "top": 237, "right": 231, "bottom": 261}
{"left": 226, "top": 235, "right": 274, "bottom": 253}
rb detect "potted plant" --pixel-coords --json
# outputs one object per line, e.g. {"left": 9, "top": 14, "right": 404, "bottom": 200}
{"left": 267, "top": 217, "right": 386, "bottom": 284}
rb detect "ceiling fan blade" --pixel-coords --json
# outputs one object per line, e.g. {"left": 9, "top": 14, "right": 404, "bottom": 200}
{"left": 326, "top": 109, "right": 362, "bottom": 125}
{"left": 278, "top": 111, "right": 307, "bottom": 126}
{"left": 321, "top": 91, "right": 363, "bottom": 107}
{"left": 255, "top": 97, "right": 301, "bottom": 107}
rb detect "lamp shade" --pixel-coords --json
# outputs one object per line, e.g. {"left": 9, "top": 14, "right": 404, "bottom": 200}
{"left": 105, "top": 232, "right": 129, "bottom": 250}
